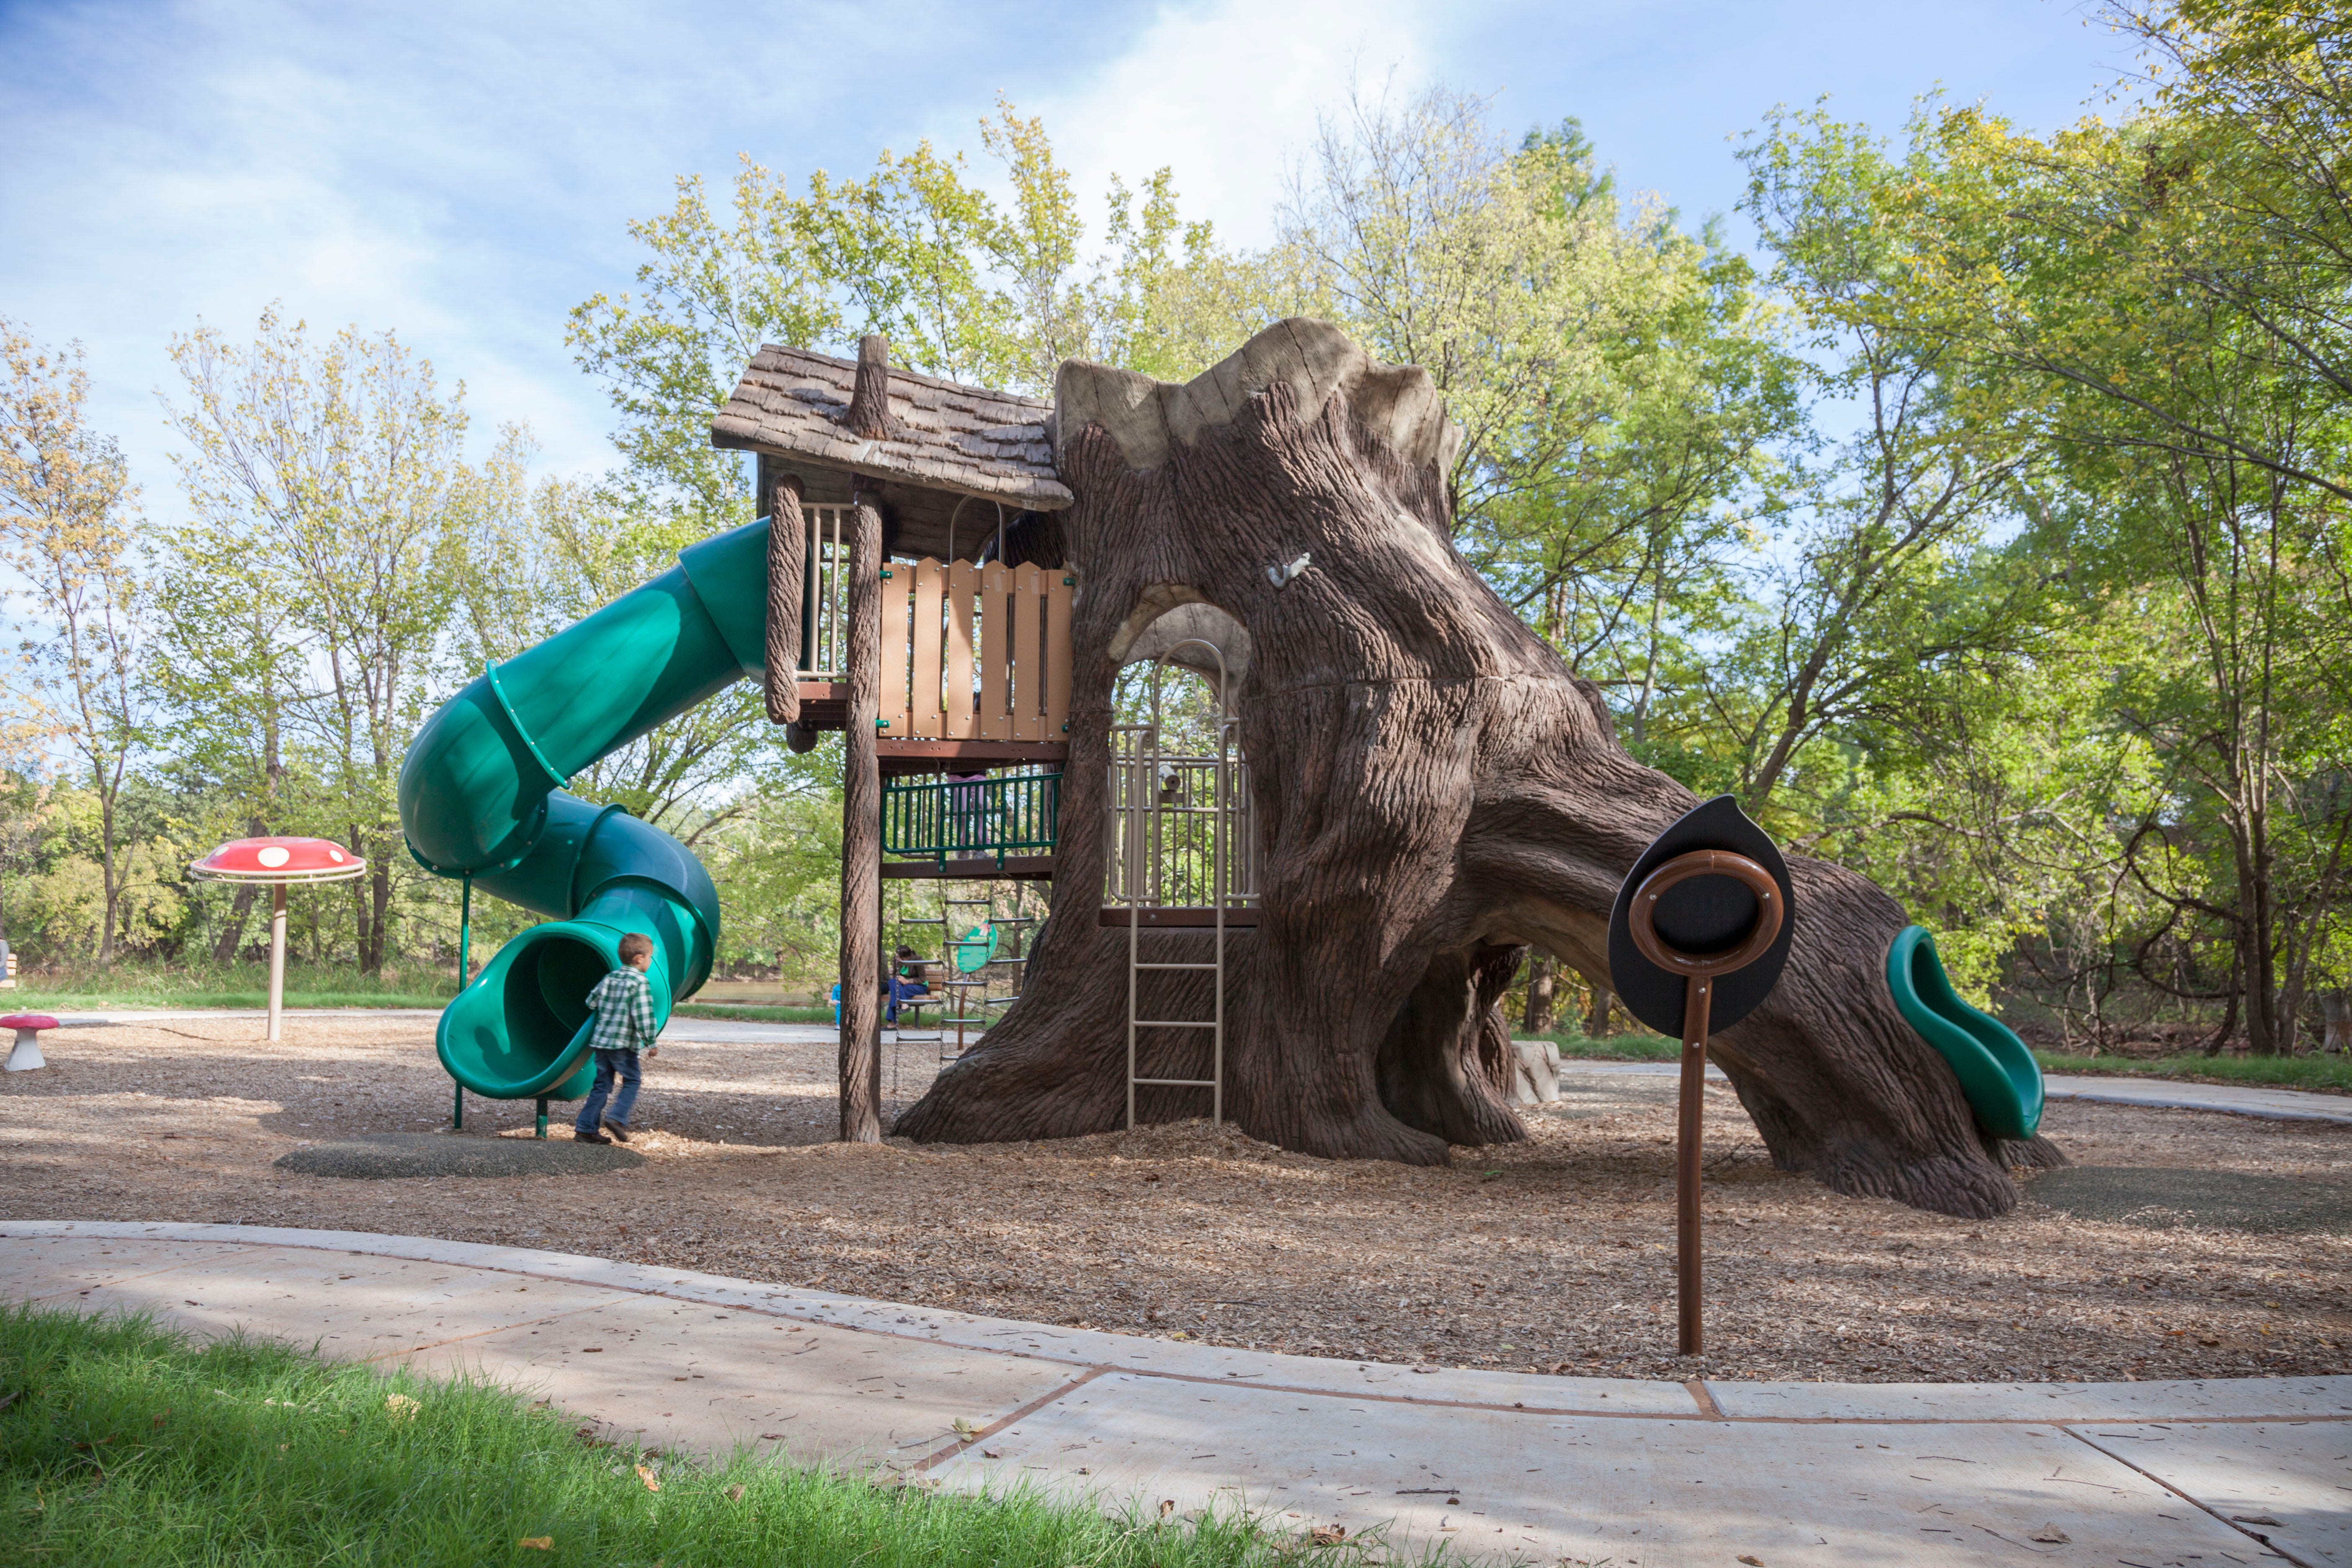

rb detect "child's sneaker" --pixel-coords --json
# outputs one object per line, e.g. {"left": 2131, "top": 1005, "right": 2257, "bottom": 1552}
{"left": 575, "top": 1127, "right": 613, "bottom": 1145}
{"left": 603, "top": 1121, "right": 631, "bottom": 1143}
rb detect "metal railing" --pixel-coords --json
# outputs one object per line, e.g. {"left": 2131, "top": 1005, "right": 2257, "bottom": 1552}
{"left": 881, "top": 769, "right": 1061, "bottom": 869}
{"left": 1106, "top": 642, "right": 1256, "bottom": 1130}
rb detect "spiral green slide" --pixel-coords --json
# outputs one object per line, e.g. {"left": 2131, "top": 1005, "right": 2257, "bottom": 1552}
{"left": 399, "top": 518, "right": 773, "bottom": 1103}
{"left": 1884, "top": 925, "right": 2044, "bottom": 1140}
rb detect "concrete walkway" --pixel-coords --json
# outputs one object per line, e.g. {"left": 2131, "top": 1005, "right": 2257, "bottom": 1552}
{"left": 1557, "top": 1055, "right": 2352, "bottom": 1126}
{"left": 3, "top": 1222, "right": 2341, "bottom": 1566}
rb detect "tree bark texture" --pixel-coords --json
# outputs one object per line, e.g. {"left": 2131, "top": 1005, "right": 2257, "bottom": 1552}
{"left": 1524, "top": 952, "right": 1558, "bottom": 1036}
{"left": 764, "top": 471, "right": 806, "bottom": 726}
{"left": 893, "top": 319, "right": 2061, "bottom": 1217}
{"left": 843, "top": 336, "right": 900, "bottom": 442}
{"left": 837, "top": 497, "right": 884, "bottom": 1142}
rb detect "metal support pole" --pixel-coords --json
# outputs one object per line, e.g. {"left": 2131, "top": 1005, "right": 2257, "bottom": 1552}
{"left": 1625, "top": 848, "right": 1785, "bottom": 1360}
{"left": 535, "top": 1096, "right": 548, "bottom": 1140}
{"left": 266, "top": 882, "right": 288, "bottom": 1042}
{"left": 1676, "top": 977, "right": 1713, "bottom": 1356}
{"left": 453, "top": 873, "right": 472, "bottom": 1130}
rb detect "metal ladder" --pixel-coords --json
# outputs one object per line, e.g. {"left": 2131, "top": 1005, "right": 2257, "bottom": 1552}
{"left": 1121, "top": 640, "right": 1233, "bottom": 1130}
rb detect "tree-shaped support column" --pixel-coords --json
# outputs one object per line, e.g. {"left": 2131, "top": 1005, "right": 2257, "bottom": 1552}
{"left": 894, "top": 319, "right": 2061, "bottom": 1218}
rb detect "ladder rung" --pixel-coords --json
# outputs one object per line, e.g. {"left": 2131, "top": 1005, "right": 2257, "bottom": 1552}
{"left": 1133, "top": 1078, "right": 1218, "bottom": 1087}
{"left": 1134, "top": 962, "right": 1217, "bottom": 970}
{"left": 1135, "top": 1020, "right": 1217, "bottom": 1029}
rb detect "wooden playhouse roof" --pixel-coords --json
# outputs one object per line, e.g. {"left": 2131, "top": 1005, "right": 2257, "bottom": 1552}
{"left": 712, "top": 345, "right": 1071, "bottom": 554}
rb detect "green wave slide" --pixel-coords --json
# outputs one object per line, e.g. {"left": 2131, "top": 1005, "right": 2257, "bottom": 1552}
{"left": 398, "top": 518, "right": 772, "bottom": 1102}
{"left": 1884, "top": 925, "right": 2044, "bottom": 1140}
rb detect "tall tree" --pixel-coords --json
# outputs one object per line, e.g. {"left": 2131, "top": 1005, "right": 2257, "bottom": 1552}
{"left": 0, "top": 320, "right": 147, "bottom": 960}
{"left": 163, "top": 307, "right": 476, "bottom": 974}
{"left": 1704, "top": 109, "right": 2036, "bottom": 820}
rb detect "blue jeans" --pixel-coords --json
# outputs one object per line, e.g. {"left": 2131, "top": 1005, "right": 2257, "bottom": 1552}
{"left": 886, "top": 975, "right": 928, "bottom": 1023}
{"left": 575, "top": 1048, "right": 641, "bottom": 1132}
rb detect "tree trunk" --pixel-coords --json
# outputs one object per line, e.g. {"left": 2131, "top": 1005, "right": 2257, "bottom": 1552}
{"left": 893, "top": 319, "right": 2056, "bottom": 1218}
{"left": 211, "top": 813, "right": 269, "bottom": 963}
{"left": 213, "top": 882, "right": 259, "bottom": 964}
{"left": 2324, "top": 990, "right": 2352, "bottom": 1055}
{"left": 97, "top": 787, "right": 119, "bottom": 963}
{"left": 837, "top": 497, "right": 883, "bottom": 1143}
{"left": 1583, "top": 984, "right": 1616, "bottom": 1041}
{"left": 1524, "top": 952, "right": 1557, "bottom": 1036}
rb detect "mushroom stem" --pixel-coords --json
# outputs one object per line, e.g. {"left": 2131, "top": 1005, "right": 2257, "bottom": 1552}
{"left": 267, "top": 882, "right": 287, "bottom": 1043}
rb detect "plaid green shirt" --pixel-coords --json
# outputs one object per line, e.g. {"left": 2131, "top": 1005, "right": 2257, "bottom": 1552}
{"left": 585, "top": 966, "right": 657, "bottom": 1053}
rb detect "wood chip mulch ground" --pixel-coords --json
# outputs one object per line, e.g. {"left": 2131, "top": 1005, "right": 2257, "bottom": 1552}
{"left": 3, "top": 1016, "right": 2345, "bottom": 1386}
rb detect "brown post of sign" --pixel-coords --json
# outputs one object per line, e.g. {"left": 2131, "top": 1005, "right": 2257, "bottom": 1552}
{"left": 838, "top": 493, "right": 885, "bottom": 1142}
{"left": 1628, "top": 849, "right": 1785, "bottom": 1357}
{"left": 1676, "top": 972, "right": 1712, "bottom": 1353}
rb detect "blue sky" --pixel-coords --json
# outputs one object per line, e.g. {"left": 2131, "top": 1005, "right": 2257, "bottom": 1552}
{"left": 1, "top": 0, "right": 2135, "bottom": 500}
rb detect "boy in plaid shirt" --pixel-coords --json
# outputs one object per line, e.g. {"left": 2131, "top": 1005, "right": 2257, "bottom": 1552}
{"left": 575, "top": 932, "right": 658, "bottom": 1144}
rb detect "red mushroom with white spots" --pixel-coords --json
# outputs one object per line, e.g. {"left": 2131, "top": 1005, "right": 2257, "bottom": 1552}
{"left": 189, "top": 836, "right": 369, "bottom": 1041}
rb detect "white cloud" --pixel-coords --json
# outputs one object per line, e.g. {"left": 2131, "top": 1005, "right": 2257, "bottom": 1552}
{"left": 1025, "top": 0, "right": 1439, "bottom": 248}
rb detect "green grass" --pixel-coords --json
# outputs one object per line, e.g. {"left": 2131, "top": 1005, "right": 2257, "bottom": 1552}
{"left": 671, "top": 1003, "right": 994, "bottom": 1031}
{"left": 0, "top": 1305, "right": 1400, "bottom": 1568}
{"left": 670, "top": 1003, "right": 841, "bottom": 1025}
{"left": 2033, "top": 1050, "right": 2352, "bottom": 1096}
{"left": 9, "top": 989, "right": 450, "bottom": 1013}
{"left": 8, "top": 959, "right": 454, "bottom": 1014}
{"left": 1519, "top": 1029, "right": 1679, "bottom": 1063}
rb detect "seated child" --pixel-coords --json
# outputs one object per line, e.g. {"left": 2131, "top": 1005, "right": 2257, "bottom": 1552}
{"left": 575, "top": 932, "right": 658, "bottom": 1144}
{"left": 886, "top": 944, "right": 932, "bottom": 1024}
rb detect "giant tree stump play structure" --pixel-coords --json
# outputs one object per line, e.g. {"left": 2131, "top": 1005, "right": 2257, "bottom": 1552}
{"left": 397, "top": 318, "right": 2057, "bottom": 1221}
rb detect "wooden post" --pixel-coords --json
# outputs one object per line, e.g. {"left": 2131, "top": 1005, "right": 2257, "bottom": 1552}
{"left": 838, "top": 494, "right": 885, "bottom": 1142}
{"left": 765, "top": 470, "right": 807, "bottom": 726}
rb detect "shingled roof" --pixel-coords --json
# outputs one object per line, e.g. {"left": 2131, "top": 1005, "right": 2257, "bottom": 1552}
{"left": 712, "top": 343, "right": 1072, "bottom": 513}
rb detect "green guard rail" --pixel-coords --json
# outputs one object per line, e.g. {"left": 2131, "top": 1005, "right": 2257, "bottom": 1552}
{"left": 882, "top": 771, "right": 1060, "bottom": 869}
{"left": 399, "top": 517, "right": 772, "bottom": 1103}
{"left": 1885, "top": 925, "right": 2044, "bottom": 1140}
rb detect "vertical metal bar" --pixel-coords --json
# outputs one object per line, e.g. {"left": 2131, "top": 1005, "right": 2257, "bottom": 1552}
{"left": 535, "top": 1095, "right": 549, "bottom": 1140}
{"left": 1125, "top": 725, "right": 1145, "bottom": 1132}
{"left": 453, "top": 873, "right": 471, "bottom": 1130}
{"left": 1212, "top": 710, "right": 1226, "bottom": 1127}
{"left": 801, "top": 506, "right": 820, "bottom": 672}
{"left": 1677, "top": 976, "right": 1713, "bottom": 1356}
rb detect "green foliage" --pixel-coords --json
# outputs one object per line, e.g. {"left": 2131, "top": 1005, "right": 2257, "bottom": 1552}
{"left": 564, "top": 97, "right": 1284, "bottom": 516}
{"left": 10, "top": 48, "right": 2352, "bottom": 1057}
{"left": 0, "top": 1305, "right": 1351, "bottom": 1567}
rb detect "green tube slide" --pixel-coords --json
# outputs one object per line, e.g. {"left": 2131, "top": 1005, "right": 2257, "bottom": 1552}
{"left": 399, "top": 518, "right": 774, "bottom": 1101}
{"left": 1884, "top": 925, "right": 2044, "bottom": 1140}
